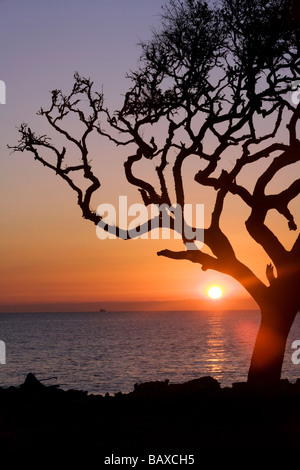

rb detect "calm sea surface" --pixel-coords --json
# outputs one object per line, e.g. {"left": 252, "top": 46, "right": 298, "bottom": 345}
{"left": 0, "top": 310, "right": 300, "bottom": 395}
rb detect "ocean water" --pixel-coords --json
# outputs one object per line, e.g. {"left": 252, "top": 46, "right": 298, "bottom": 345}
{"left": 0, "top": 310, "right": 300, "bottom": 395}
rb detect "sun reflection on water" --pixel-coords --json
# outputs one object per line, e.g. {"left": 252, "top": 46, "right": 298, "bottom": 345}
{"left": 202, "top": 311, "right": 227, "bottom": 375}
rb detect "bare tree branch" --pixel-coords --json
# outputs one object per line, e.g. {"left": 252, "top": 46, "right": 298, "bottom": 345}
{"left": 9, "top": 0, "right": 300, "bottom": 319}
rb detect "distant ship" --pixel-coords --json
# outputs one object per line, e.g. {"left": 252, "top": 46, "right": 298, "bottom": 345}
{"left": 99, "top": 308, "right": 107, "bottom": 312}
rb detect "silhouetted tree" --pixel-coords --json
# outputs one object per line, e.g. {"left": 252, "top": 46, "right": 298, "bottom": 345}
{"left": 10, "top": 0, "right": 300, "bottom": 387}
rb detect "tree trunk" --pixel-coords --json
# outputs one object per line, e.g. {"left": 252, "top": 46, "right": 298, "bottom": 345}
{"left": 247, "top": 305, "right": 297, "bottom": 387}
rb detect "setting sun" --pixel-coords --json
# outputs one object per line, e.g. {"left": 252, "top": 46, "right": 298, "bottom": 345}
{"left": 208, "top": 286, "right": 223, "bottom": 299}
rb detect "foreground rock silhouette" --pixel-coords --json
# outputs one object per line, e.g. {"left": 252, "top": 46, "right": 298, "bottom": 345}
{"left": 1, "top": 373, "right": 300, "bottom": 457}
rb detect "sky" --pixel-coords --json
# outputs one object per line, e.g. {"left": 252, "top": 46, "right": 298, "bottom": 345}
{"left": 1, "top": 0, "right": 296, "bottom": 313}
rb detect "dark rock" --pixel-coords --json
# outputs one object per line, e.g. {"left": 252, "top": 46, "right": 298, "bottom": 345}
{"left": 65, "top": 389, "right": 88, "bottom": 399}
{"left": 2, "top": 374, "right": 300, "bottom": 456}
{"left": 232, "top": 381, "right": 249, "bottom": 393}
{"left": 182, "top": 376, "right": 220, "bottom": 392}
{"left": 20, "top": 373, "right": 45, "bottom": 391}
{"left": 133, "top": 379, "right": 169, "bottom": 394}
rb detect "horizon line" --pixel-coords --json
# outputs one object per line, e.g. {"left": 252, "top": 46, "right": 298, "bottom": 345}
{"left": 0, "top": 308, "right": 261, "bottom": 314}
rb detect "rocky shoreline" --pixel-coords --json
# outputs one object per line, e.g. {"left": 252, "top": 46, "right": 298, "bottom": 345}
{"left": 1, "top": 373, "right": 300, "bottom": 458}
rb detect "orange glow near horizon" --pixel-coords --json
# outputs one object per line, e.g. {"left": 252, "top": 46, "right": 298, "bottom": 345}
{"left": 0, "top": 169, "right": 259, "bottom": 312}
